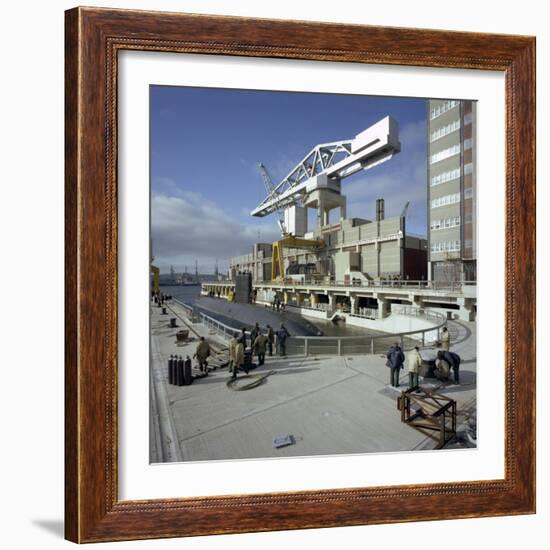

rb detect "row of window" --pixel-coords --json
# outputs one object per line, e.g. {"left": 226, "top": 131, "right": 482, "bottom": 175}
{"left": 430, "top": 144, "right": 460, "bottom": 164}
{"left": 430, "top": 100, "right": 460, "bottom": 120}
{"left": 431, "top": 240, "right": 461, "bottom": 253}
{"left": 430, "top": 120, "right": 460, "bottom": 142}
{"left": 431, "top": 167, "right": 461, "bottom": 187}
{"left": 431, "top": 192, "right": 461, "bottom": 209}
{"left": 430, "top": 216, "right": 461, "bottom": 230}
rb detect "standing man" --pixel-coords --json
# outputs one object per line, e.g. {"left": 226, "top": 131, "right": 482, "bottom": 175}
{"left": 193, "top": 336, "right": 211, "bottom": 374}
{"left": 276, "top": 323, "right": 290, "bottom": 357}
{"left": 228, "top": 334, "right": 238, "bottom": 379}
{"left": 386, "top": 342, "right": 405, "bottom": 388}
{"left": 440, "top": 326, "right": 450, "bottom": 351}
{"left": 266, "top": 324, "right": 274, "bottom": 356}
{"left": 407, "top": 346, "right": 423, "bottom": 389}
{"left": 253, "top": 331, "right": 268, "bottom": 366}
{"left": 249, "top": 323, "right": 260, "bottom": 351}
{"left": 437, "top": 350, "right": 461, "bottom": 384}
{"left": 234, "top": 336, "right": 245, "bottom": 377}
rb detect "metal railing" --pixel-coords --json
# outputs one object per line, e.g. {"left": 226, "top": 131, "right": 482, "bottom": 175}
{"left": 288, "top": 308, "right": 446, "bottom": 356}
{"left": 174, "top": 299, "right": 200, "bottom": 323}
{"left": 175, "top": 301, "right": 447, "bottom": 357}
{"left": 202, "top": 279, "right": 476, "bottom": 293}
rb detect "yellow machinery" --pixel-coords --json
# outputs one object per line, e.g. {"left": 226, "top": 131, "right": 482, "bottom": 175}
{"left": 150, "top": 264, "right": 160, "bottom": 293}
{"left": 271, "top": 235, "right": 325, "bottom": 281}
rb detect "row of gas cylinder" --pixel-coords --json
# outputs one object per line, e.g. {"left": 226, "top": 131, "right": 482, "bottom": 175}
{"left": 168, "top": 355, "right": 193, "bottom": 386}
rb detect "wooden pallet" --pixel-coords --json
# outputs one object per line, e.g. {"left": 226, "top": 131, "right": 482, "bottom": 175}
{"left": 397, "top": 387, "right": 457, "bottom": 449}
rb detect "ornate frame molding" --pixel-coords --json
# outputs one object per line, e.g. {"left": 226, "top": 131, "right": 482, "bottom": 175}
{"left": 65, "top": 7, "right": 535, "bottom": 542}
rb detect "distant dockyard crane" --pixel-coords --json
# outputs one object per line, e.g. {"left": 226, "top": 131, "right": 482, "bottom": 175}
{"left": 258, "top": 163, "right": 288, "bottom": 237}
{"left": 254, "top": 116, "right": 401, "bottom": 281}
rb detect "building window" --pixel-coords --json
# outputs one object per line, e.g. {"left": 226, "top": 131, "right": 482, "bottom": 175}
{"left": 430, "top": 144, "right": 461, "bottom": 164}
{"left": 464, "top": 162, "right": 473, "bottom": 175}
{"left": 464, "top": 138, "right": 473, "bottom": 150}
{"left": 464, "top": 212, "right": 473, "bottom": 223}
{"left": 464, "top": 112, "right": 473, "bottom": 125}
{"left": 431, "top": 167, "right": 461, "bottom": 187}
{"left": 430, "top": 216, "right": 461, "bottom": 230}
{"left": 431, "top": 193, "right": 461, "bottom": 209}
{"left": 430, "top": 100, "right": 460, "bottom": 120}
{"left": 430, "top": 240, "right": 461, "bottom": 253}
{"left": 464, "top": 187, "right": 473, "bottom": 199}
{"left": 430, "top": 119, "right": 461, "bottom": 142}
{"left": 464, "top": 239, "right": 473, "bottom": 249}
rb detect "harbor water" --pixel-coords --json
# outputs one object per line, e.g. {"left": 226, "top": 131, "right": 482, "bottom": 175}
{"left": 161, "top": 285, "right": 381, "bottom": 338}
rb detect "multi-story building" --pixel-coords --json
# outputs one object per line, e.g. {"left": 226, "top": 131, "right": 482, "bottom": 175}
{"left": 427, "top": 99, "right": 477, "bottom": 283}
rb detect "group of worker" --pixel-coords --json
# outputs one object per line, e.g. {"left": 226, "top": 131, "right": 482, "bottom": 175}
{"left": 386, "top": 326, "right": 462, "bottom": 389}
{"left": 226, "top": 322, "right": 290, "bottom": 379}
{"left": 151, "top": 290, "right": 171, "bottom": 305}
{"left": 191, "top": 322, "right": 291, "bottom": 380}
{"left": 271, "top": 296, "right": 286, "bottom": 312}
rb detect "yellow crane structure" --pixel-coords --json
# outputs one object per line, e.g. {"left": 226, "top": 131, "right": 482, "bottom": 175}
{"left": 150, "top": 264, "right": 160, "bottom": 293}
{"left": 271, "top": 235, "right": 324, "bottom": 281}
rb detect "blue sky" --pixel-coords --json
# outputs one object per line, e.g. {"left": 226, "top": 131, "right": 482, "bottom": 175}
{"left": 151, "top": 86, "right": 427, "bottom": 274}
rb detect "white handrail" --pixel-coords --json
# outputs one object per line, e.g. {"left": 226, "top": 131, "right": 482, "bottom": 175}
{"left": 175, "top": 300, "right": 447, "bottom": 356}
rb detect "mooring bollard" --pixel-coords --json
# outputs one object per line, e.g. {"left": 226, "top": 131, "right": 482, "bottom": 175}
{"left": 168, "top": 354, "right": 175, "bottom": 385}
{"left": 169, "top": 317, "right": 177, "bottom": 328}
{"left": 161, "top": 306, "right": 167, "bottom": 315}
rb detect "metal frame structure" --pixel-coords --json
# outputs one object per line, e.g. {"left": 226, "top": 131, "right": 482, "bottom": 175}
{"left": 271, "top": 235, "right": 325, "bottom": 281}
{"left": 398, "top": 387, "right": 457, "bottom": 449}
{"left": 252, "top": 116, "right": 401, "bottom": 219}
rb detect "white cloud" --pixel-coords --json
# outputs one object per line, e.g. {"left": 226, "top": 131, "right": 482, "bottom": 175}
{"left": 399, "top": 119, "right": 426, "bottom": 150}
{"left": 151, "top": 192, "right": 280, "bottom": 272}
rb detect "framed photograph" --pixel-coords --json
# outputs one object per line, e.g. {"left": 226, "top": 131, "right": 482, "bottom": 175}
{"left": 65, "top": 7, "right": 535, "bottom": 543}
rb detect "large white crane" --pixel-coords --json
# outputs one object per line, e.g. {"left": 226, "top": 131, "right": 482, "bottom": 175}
{"left": 252, "top": 116, "right": 401, "bottom": 234}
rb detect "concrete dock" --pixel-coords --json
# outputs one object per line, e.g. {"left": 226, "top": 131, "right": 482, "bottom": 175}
{"left": 150, "top": 300, "right": 477, "bottom": 463}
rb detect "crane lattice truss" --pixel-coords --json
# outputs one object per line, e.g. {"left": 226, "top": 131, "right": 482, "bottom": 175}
{"left": 251, "top": 116, "right": 401, "bottom": 219}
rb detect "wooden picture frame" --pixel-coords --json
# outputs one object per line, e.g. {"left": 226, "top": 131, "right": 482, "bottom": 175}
{"left": 65, "top": 6, "right": 536, "bottom": 543}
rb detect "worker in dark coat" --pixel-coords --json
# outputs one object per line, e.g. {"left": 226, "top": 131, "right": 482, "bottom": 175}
{"left": 266, "top": 325, "right": 275, "bottom": 356}
{"left": 249, "top": 323, "right": 260, "bottom": 350}
{"left": 386, "top": 342, "right": 405, "bottom": 387}
{"left": 253, "top": 332, "right": 268, "bottom": 366}
{"left": 437, "top": 350, "right": 461, "bottom": 384}
{"left": 194, "top": 337, "right": 210, "bottom": 374}
{"left": 276, "top": 323, "right": 290, "bottom": 356}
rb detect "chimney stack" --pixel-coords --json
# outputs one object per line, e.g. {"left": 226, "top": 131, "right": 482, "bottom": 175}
{"left": 376, "top": 198, "right": 385, "bottom": 221}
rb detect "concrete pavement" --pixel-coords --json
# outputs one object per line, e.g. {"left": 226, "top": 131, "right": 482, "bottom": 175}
{"left": 150, "top": 300, "right": 477, "bottom": 462}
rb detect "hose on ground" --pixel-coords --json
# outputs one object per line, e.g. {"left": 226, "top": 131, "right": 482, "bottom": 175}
{"left": 226, "top": 370, "right": 276, "bottom": 391}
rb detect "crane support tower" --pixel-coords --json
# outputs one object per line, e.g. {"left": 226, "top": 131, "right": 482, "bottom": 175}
{"left": 252, "top": 116, "right": 400, "bottom": 236}
{"left": 271, "top": 235, "right": 325, "bottom": 281}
